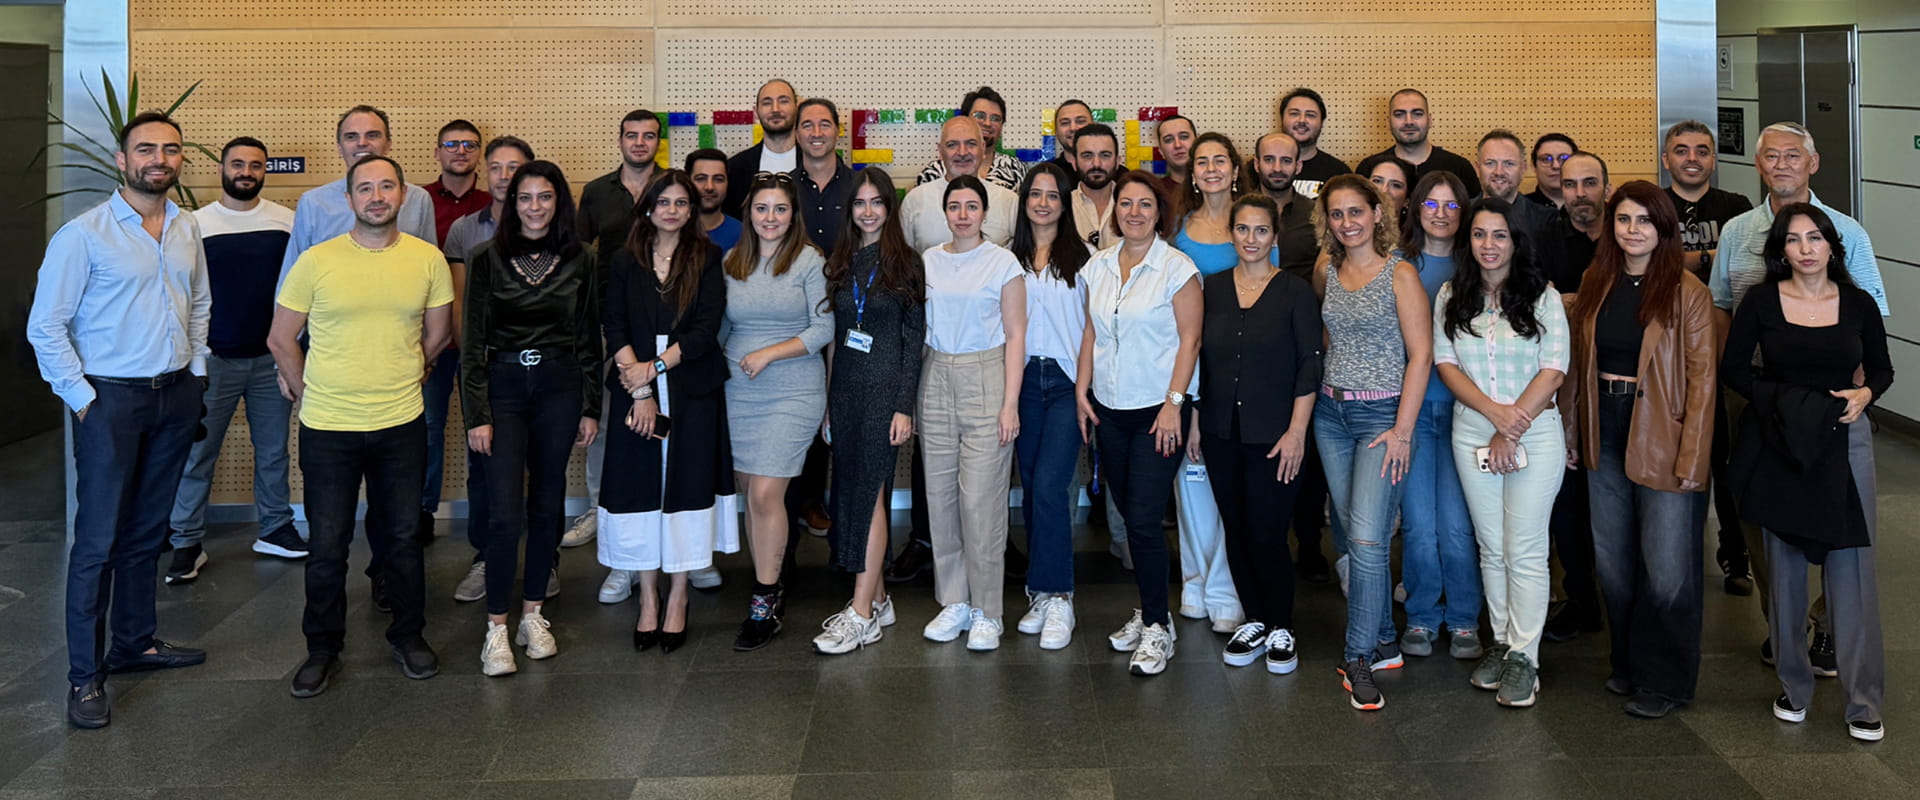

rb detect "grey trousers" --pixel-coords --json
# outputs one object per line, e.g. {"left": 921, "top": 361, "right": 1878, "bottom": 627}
{"left": 1764, "top": 416, "right": 1882, "bottom": 724}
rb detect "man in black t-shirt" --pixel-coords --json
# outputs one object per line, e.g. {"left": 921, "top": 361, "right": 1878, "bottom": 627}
{"left": 1371, "top": 88, "right": 1481, "bottom": 198}
{"left": 1662, "top": 120, "right": 1754, "bottom": 284}
{"left": 1279, "top": 87, "right": 1349, "bottom": 198}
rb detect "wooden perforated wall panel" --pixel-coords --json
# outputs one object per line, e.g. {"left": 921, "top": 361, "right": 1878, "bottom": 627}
{"left": 129, "top": 0, "right": 1656, "bottom": 508}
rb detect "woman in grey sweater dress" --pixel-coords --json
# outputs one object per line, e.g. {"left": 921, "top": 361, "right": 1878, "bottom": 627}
{"left": 722, "top": 173, "right": 833, "bottom": 651}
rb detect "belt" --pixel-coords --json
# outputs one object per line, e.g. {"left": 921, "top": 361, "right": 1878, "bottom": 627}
{"left": 1321, "top": 384, "right": 1400, "bottom": 401}
{"left": 87, "top": 368, "right": 190, "bottom": 389}
{"left": 1600, "top": 378, "right": 1639, "bottom": 396}
{"left": 490, "top": 348, "right": 572, "bottom": 367}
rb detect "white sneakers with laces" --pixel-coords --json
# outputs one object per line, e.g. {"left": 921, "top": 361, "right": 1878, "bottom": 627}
{"left": 966, "top": 608, "right": 1003, "bottom": 651}
{"left": 482, "top": 621, "right": 517, "bottom": 677}
{"left": 516, "top": 610, "right": 557, "bottom": 660}
{"left": 923, "top": 602, "right": 973, "bottom": 642}
{"left": 813, "top": 606, "right": 882, "bottom": 654}
{"left": 1130, "top": 623, "right": 1176, "bottom": 675}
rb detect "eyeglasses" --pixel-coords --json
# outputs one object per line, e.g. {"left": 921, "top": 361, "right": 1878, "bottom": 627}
{"left": 1535, "top": 154, "right": 1572, "bottom": 165}
{"left": 970, "top": 110, "right": 1005, "bottom": 124}
{"left": 440, "top": 140, "right": 480, "bottom": 152}
{"left": 1421, "top": 200, "right": 1461, "bottom": 212}
{"left": 753, "top": 171, "right": 795, "bottom": 184}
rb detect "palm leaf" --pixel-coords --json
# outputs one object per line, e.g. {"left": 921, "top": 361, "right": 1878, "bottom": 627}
{"left": 98, "top": 68, "right": 123, "bottom": 133}
{"left": 19, "top": 187, "right": 109, "bottom": 209}
{"left": 164, "top": 80, "right": 204, "bottom": 116}
{"left": 53, "top": 162, "right": 125, "bottom": 183}
{"left": 26, "top": 141, "right": 119, "bottom": 173}
{"left": 45, "top": 111, "right": 115, "bottom": 155}
{"left": 127, "top": 72, "right": 139, "bottom": 116}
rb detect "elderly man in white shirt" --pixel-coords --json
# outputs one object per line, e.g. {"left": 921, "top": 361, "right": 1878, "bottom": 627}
{"left": 902, "top": 115, "right": 1018, "bottom": 252}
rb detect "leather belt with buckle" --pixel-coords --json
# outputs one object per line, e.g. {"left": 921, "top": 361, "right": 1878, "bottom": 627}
{"left": 1600, "top": 378, "right": 1638, "bottom": 395}
{"left": 88, "top": 368, "right": 190, "bottom": 389}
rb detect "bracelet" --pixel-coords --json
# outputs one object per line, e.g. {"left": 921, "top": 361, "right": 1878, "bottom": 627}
{"left": 632, "top": 385, "right": 654, "bottom": 400}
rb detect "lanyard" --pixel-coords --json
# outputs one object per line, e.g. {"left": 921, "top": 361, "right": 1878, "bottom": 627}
{"left": 850, "top": 266, "right": 879, "bottom": 330}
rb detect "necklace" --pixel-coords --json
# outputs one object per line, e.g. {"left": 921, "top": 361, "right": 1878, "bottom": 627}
{"left": 511, "top": 251, "right": 560, "bottom": 286}
{"left": 1626, "top": 273, "right": 1645, "bottom": 288}
{"left": 1234, "top": 268, "right": 1276, "bottom": 296}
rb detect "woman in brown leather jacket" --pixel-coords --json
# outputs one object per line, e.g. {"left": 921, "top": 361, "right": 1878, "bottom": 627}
{"left": 1563, "top": 181, "right": 1717, "bottom": 720}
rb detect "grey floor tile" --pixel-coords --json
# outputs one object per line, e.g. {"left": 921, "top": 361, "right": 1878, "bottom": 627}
{"left": 478, "top": 673, "right": 681, "bottom": 781}
{"left": 636, "top": 669, "right": 816, "bottom": 778}
{"left": 1420, "top": 759, "right": 1600, "bottom": 800}
{"left": 149, "top": 784, "right": 474, "bottom": 800}
{"left": 1263, "top": 762, "right": 1437, "bottom": 799}
{"left": 626, "top": 775, "right": 795, "bottom": 800}
{"left": 1109, "top": 766, "right": 1272, "bottom": 800}
{"left": 1534, "top": 657, "right": 1716, "bottom": 758}
{"left": 1088, "top": 663, "right": 1260, "bottom": 768}
{"left": 1727, "top": 753, "right": 1914, "bottom": 799}
{"left": 800, "top": 663, "right": 1103, "bottom": 774}
{"left": 951, "top": 769, "right": 1113, "bottom": 800}
{"left": 468, "top": 779, "right": 637, "bottom": 799}
{"left": 1573, "top": 756, "right": 1762, "bottom": 800}
{"left": 791, "top": 771, "right": 951, "bottom": 800}
{"left": 1385, "top": 677, "right": 1565, "bottom": 762}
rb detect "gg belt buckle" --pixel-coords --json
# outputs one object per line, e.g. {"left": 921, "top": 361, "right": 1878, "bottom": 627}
{"left": 517, "top": 349, "right": 542, "bottom": 367}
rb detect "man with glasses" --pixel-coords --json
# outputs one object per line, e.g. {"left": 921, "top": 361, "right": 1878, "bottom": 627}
{"left": 917, "top": 86, "right": 1024, "bottom": 190}
{"left": 424, "top": 120, "right": 489, "bottom": 247}
{"left": 1279, "top": 87, "right": 1349, "bottom": 198}
{"left": 1371, "top": 88, "right": 1481, "bottom": 198}
{"left": 1474, "top": 129, "right": 1553, "bottom": 238}
{"left": 725, "top": 79, "right": 801, "bottom": 214}
{"left": 420, "top": 120, "right": 492, "bottom": 558}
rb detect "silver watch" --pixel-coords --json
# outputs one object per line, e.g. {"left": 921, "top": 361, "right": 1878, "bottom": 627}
{"left": 1165, "top": 391, "right": 1185, "bottom": 407}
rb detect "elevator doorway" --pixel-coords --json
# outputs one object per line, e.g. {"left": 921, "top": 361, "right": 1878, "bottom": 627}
{"left": 1757, "top": 26, "right": 1860, "bottom": 216}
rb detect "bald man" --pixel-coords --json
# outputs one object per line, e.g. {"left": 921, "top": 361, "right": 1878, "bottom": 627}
{"left": 899, "top": 115, "right": 1019, "bottom": 252}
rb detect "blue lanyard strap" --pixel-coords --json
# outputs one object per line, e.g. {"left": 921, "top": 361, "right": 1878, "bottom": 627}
{"left": 850, "top": 267, "right": 879, "bottom": 328}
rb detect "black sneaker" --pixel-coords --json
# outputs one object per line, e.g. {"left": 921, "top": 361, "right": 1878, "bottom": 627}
{"left": 1772, "top": 693, "right": 1806, "bottom": 723}
{"left": 67, "top": 681, "right": 109, "bottom": 729}
{"left": 252, "top": 523, "right": 309, "bottom": 559}
{"left": 733, "top": 589, "right": 785, "bottom": 652}
{"left": 1623, "top": 690, "right": 1677, "bottom": 718}
{"left": 1809, "top": 632, "right": 1838, "bottom": 678}
{"left": 1265, "top": 628, "right": 1298, "bottom": 675}
{"left": 391, "top": 638, "right": 439, "bottom": 680}
{"left": 1371, "top": 641, "right": 1404, "bottom": 671}
{"left": 370, "top": 575, "right": 392, "bottom": 614}
{"left": 1849, "top": 720, "right": 1885, "bottom": 742}
{"left": 290, "top": 653, "right": 340, "bottom": 698}
{"left": 1296, "top": 549, "right": 1331, "bottom": 585}
{"left": 884, "top": 540, "right": 934, "bottom": 584}
{"left": 164, "top": 544, "right": 207, "bottom": 585}
{"left": 1339, "top": 657, "right": 1384, "bottom": 711}
{"left": 1222, "top": 621, "right": 1269, "bottom": 667}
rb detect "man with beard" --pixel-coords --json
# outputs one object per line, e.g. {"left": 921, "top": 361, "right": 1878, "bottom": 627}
{"left": 30, "top": 111, "right": 211, "bottom": 728}
{"left": 165, "top": 136, "right": 304, "bottom": 586}
{"left": 577, "top": 108, "right": 663, "bottom": 271}
{"left": 424, "top": 120, "right": 488, "bottom": 247}
{"left": 270, "top": 155, "right": 453, "bottom": 698}
{"left": 1045, "top": 99, "right": 1093, "bottom": 193}
{"left": 419, "top": 119, "right": 490, "bottom": 553}
{"left": 725, "top": 79, "right": 800, "bottom": 213}
{"left": 1069, "top": 122, "right": 1122, "bottom": 247}
{"left": 1153, "top": 114, "right": 1196, "bottom": 202}
{"left": 917, "top": 86, "right": 1026, "bottom": 190}
{"left": 1474, "top": 129, "right": 1554, "bottom": 239}
{"left": 901, "top": 115, "right": 1018, "bottom": 251}
{"left": 1372, "top": 88, "right": 1481, "bottom": 198}
{"left": 1279, "top": 88, "right": 1349, "bottom": 198}
{"left": 685, "top": 147, "right": 742, "bottom": 250}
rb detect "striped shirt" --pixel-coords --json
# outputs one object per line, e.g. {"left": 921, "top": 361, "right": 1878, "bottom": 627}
{"left": 1432, "top": 283, "right": 1571, "bottom": 405}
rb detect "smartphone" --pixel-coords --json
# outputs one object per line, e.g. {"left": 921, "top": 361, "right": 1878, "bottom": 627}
{"left": 652, "top": 414, "right": 672, "bottom": 438}
{"left": 1475, "top": 443, "right": 1529, "bottom": 473}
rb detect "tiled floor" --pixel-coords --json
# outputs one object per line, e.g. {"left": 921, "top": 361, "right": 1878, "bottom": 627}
{"left": 0, "top": 425, "right": 1916, "bottom": 799}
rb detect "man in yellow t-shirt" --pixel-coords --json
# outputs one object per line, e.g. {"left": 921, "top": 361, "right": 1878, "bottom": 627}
{"left": 267, "top": 155, "right": 452, "bottom": 698}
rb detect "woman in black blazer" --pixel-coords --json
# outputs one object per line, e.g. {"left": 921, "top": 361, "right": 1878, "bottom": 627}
{"left": 1196, "top": 194, "right": 1323, "bottom": 676}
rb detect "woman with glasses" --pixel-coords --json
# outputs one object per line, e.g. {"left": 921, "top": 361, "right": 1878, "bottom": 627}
{"left": 599, "top": 170, "right": 737, "bottom": 655}
{"left": 1723, "top": 203, "right": 1891, "bottom": 742}
{"left": 461, "top": 160, "right": 600, "bottom": 675}
{"left": 723, "top": 171, "right": 833, "bottom": 652}
{"left": 1396, "top": 171, "right": 1482, "bottom": 663}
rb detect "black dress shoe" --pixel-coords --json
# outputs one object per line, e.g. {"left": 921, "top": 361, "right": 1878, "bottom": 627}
{"left": 633, "top": 629, "right": 660, "bottom": 652}
{"left": 1624, "top": 691, "right": 1679, "bottom": 719}
{"left": 660, "top": 629, "right": 687, "bottom": 654}
{"left": 884, "top": 540, "right": 934, "bottom": 584}
{"left": 67, "top": 681, "right": 109, "bottom": 729}
{"left": 107, "top": 640, "right": 207, "bottom": 674}
{"left": 371, "top": 575, "right": 392, "bottom": 614}
{"left": 290, "top": 653, "right": 340, "bottom": 699}
{"left": 1604, "top": 675, "right": 1634, "bottom": 697}
{"left": 391, "top": 638, "right": 439, "bottom": 680}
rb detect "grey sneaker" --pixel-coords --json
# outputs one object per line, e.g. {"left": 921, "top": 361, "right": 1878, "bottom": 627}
{"left": 452, "top": 562, "right": 486, "bottom": 603}
{"left": 1449, "top": 629, "right": 1484, "bottom": 660}
{"left": 1470, "top": 643, "right": 1511, "bottom": 690}
{"left": 1401, "top": 628, "right": 1434, "bottom": 658}
{"left": 1496, "top": 651, "right": 1539, "bottom": 707}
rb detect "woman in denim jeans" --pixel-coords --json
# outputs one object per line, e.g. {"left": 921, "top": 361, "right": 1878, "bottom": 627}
{"left": 1395, "top": 171, "right": 1482, "bottom": 661}
{"left": 1433, "top": 198, "right": 1569, "bottom": 708}
{"left": 1564, "top": 182, "right": 1716, "bottom": 720}
{"left": 1310, "top": 174, "right": 1432, "bottom": 711}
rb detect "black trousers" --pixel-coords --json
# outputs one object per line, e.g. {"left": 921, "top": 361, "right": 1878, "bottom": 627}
{"left": 1203, "top": 434, "right": 1302, "bottom": 629}
{"left": 1551, "top": 464, "right": 1600, "bottom": 626}
{"left": 1291, "top": 437, "right": 1329, "bottom": 560}
{"left": 482, "top": 361, "right": 581, "bottom": 615}
{"left": 300, "top": 418, "right": 428, "bottom": 654}
{"left": 1094, "top": 397, "right": 1186, "bottom": 626}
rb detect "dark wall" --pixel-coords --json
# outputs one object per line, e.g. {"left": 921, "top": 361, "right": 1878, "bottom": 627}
{"left": 0, "top": 43, "right": 57, "bottom": 447}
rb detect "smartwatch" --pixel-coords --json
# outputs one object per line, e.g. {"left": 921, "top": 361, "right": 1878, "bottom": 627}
{"left": 654, "top": 358, "right": 668, "bottom": 374}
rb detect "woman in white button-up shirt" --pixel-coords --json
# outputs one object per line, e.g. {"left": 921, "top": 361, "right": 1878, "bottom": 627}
{"left": 1074, "top": 170, "right": 1203, "bottom": 676}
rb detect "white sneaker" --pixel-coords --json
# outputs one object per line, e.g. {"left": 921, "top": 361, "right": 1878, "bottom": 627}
{"left": 966, "top": 609, "right": 1003, "bottom": 651}
{"left": 1039, "top": 595, "right": 1076, "bottom": 650}
{"left": 560, "top": 513, "right": 596, "bottom": 548}
{"left": 688, "top": 565, "right": 722, "bottom": 590}
{"left": 481, "top": 621, "right": 517, "bottom": 676}
{"left": 813, "top": 605, "right": 881, "bottom": 655}
{"left": 452, "top": 562, "right": 486, "bottom": 602}
{"left": 872, "top": 594, "right": 896, "bottom": 627}
{"left": 1017, "top": 591, "right": 1051, "bottom": 635}
{"left": 1210, "top": 614, "right": 1245, "bottom": 635}
{"left": 1109, "top": 609, "right": 1146, "bottom": 652}
{"left": 1130, "top": 623, "right": 1175, "bottom": 675}
{"left": 923, "top": 602, "right": 973, "bottom": 642}
{"left": 516, "top": 610, "right": 557, "bottom": 660}
{"left": 1336, "top": 554, "right": 1351, "bottom": 598}
{"left": 597, "top": 569, "right": 635, "bottom": 604}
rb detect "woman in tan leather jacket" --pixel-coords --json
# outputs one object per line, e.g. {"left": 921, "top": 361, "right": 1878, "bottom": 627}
{"left": 1563, "top": 181, "right": 1717, "bottom": 721}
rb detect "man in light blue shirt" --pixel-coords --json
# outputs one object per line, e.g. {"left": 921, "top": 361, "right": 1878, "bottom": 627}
{"left": 1710, "top": 121, "right": 1886, "bottom": 317}
{"left": 279, "top": 105, "right": 436, "bottom": 282}
{"left": 27, "top": 111, "right": 211, "bottom": 729}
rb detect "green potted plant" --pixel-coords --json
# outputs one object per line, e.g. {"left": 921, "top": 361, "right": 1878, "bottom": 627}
{"left": 27, "top": 69, "right": 216, "bottom": 209}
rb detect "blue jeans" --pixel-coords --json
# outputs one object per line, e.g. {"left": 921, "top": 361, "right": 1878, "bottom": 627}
{"left": 1398, "top": 397, "right": 1479, "bottom": 634}
{"left": 69, "top": 373, "right": 201, "bottom": 685}
{"left": 1588, "top": 392, "right": 1704, "bottom": 703}
{"left": 1314, "top": 392, "right": 1409, "bottom": 662}
{"left": 1016, "top": 357, "right": 1082, "bottom": 594}
{"left": 169, "top": 354, "right": 293, "bottom": 546}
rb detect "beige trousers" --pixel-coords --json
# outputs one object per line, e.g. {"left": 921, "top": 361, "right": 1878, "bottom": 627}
{"left": 918, "top": 346, "right": 1014, "bottom": 619}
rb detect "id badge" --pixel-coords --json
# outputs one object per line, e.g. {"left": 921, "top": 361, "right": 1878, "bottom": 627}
{"left": 844, "top": 329, "right": 874, "bottom": 353}
{"left": 1184, "top": 463, "right": 1207, "bottom": 482}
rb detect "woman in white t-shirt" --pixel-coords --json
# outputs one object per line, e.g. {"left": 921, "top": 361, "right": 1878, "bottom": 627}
{"left": 917, "top": 175, "right": 1029, "bottom": 652}
{"left": 1076, "top": 171, "right": 1204, "bottom": 676}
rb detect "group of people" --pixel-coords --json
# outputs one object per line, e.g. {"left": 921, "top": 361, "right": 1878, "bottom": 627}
{"left": 29, "top": 79, "right": 1891, "bottom": 746}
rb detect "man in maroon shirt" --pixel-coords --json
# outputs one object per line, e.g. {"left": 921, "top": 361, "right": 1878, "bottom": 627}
{"left": 423, "top": 120, "right": 489, "bottom": 247}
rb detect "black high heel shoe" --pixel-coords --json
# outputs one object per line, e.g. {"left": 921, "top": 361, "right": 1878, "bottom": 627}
{"left": 633, "top": 629, "right": 660, "bottom": 652}
{"left": 660, "top": 629, "right": 687, "bottom": 654}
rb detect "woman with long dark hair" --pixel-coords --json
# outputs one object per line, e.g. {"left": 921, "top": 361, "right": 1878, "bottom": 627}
{"left": 1724, "top": 203, "right": 1891, "bottom": 742}
{"left": 811, "top": 168, "right": 925, "bottom": 654}
{"left": 1007, "top": 162, "right": 1090, "bottom": 649}
{"left": 1433, "top": 197, "right": 1569, "bottom": 707}
{"left": 461, "top": 160, "right": 602, "bottom": 675}
{"left": 722, "top": 172, "right": 833, "bottom": 651}
{"left": 1564, "top": 181, "right": 1716, "bottom": 719}
{"left": 1396, "top": 171, "right": 1481, "bottom": 661}
{"left": 597, "top": 170, "right": 737, "bottom": 655}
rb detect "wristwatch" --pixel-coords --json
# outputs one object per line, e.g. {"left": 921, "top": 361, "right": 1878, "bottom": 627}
{"left": 653, "top": 358, "right": 668, "bottom": 374}
{"left": 1165, "top": 391, "right": 1185, "bottom": 407}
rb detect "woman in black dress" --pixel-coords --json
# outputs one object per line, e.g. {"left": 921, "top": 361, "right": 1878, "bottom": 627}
{"left": 600, "top": 170, "right": 739, "bottom": 654}
{"left": 811, "top": 168, "right": 926, "bottom": 655}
